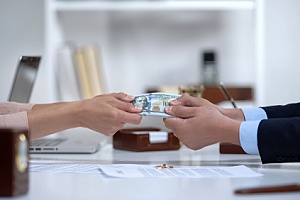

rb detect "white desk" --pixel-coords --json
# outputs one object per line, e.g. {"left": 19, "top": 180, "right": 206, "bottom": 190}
{"left": 3, "top": 143, "right": 300, "bottom": 200}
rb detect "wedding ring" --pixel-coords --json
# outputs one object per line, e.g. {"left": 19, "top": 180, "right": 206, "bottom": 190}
{"left": 155, "top": 164, "right": 173, "bottom": 169}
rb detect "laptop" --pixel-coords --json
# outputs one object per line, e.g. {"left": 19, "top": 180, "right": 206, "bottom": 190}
{"left": 8, "top": 56, "right": 41, "bottom": 103}
{"left": 9, "top": 56, "right": 100, "bottom": 154}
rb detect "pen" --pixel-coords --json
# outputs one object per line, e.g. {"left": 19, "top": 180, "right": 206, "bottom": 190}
{"left": 235, "top": 184, "right": 300, "bottom": 194}
{"left": 219, "top": 82, "right": 237, "bottom": 108}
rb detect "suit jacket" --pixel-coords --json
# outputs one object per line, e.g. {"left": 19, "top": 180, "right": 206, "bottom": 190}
{"left": 258, "top": 102, "right": 300, "bottom": 163}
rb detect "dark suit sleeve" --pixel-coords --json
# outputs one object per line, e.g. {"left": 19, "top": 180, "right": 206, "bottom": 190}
{"left": 261, "top": 102, "right": 300, "bottom": 118}
{"left": 258, "top": 118, "right": 300, "bottom": 163}
{"left": 250, "top": 102, "right": 300, "bottom": 163}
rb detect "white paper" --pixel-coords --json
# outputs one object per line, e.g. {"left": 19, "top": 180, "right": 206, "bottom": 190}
{"left": 29, "top": 163, "right": 263, "bottom": 178}
{"left": 30, "top": 163, "right": 101, "bottom": 174}
{"left": 99, "top": 165, "right": 263, "bottom": 178}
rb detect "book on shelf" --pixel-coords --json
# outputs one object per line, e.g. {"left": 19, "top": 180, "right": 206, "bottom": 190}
{"left": 56, "top": 42, "right": 106, "bottom": 100}
{"left": 74, "top": 47, "right": 93, "bottom": 99}
{"left": 56, "top": 43, "right": 83, "bottom": 101}
{"left": 81, "top": 44, "right": 105, "bottom": 97}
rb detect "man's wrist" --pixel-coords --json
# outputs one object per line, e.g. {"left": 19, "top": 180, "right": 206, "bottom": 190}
{"left": 219, "top": 118, "right": 241, "bottom": 145}
{"left": 242, "top": 108, "right": 268, "bottom": 121}
{"left": 239, "top": 121, "right": 260, "bottom": 154}
{"left": 222, "top": 108, "right": 245, "bottom": 122}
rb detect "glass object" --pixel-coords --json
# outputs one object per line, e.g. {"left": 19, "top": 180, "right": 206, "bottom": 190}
{"left": 178, "top": 84, "right": 204, "bottom": 97}
{"left": 202, "top": 51, "right": 218, "bottom": 86}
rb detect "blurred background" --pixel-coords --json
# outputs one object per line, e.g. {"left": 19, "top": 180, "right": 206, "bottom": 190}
{"left": 1, "top": 0, "right": 300, "bottom": 108}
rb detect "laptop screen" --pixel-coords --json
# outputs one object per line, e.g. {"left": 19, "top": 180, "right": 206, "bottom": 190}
{"left": 8, "top": 56, "right": 41, "bottom": 103}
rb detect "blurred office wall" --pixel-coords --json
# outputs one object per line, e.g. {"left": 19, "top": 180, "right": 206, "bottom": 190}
{"left": 0, "top": 0, "right": 300, "bottom": 106}
{"left": 0, "top": 0, "right": 44, "bottom": 102}
{"left": 263, "top": 0, "right": 300, "bottom": 106}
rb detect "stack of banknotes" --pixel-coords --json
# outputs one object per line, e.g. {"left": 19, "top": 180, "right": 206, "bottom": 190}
{"left": 132, "top": 93, "right": 181, "bottom": 117}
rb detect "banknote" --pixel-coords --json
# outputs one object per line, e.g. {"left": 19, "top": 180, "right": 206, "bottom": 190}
{"left": 132, "top": 93, "right": 181, "bottom": 117}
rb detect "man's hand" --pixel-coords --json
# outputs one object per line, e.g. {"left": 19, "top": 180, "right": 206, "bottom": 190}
{"left": 169, "top": 95, "right": 245, "bottom": 121}
{"left": 163, "top": 95, "right": 241, "bottom": 150}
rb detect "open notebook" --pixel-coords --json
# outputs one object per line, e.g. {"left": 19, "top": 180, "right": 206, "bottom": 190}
{"left": 9, "top": 56, "right": 100, "bottom": 153}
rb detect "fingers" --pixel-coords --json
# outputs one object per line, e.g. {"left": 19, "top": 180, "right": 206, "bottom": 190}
{"left": 169, "top": 94, "right": 206, "bottom": 107}
{"left": 163, "top": 117, "right": 185, "bottom": 132}
{"left": 111, "top": 92, "right": 135, "bottom": 103}
{"left": 110, "top": 93, "right": 143, "bottom": 113}
{"left": 117, "top": 110, "right": 143, "bottom": 125}
{"left": 94, "top": 93, "right": 142, "bottom": 113}
{"left": 113, "top": 98, "right": 142, "bottom": 113}
{"left": 165, "top": 105, "right": 196, "bottom": 118}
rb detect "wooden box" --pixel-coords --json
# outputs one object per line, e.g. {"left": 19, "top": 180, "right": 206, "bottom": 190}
{"left": 0, "top": 128, "right": 29, "bottom": 196}
{"left": 113, "top": 127, "right": 180, "bottom": 152}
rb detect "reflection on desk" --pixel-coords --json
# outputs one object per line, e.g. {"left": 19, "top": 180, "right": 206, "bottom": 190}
{"left": 13, "top": 143, "right": 300, "bottom": 200}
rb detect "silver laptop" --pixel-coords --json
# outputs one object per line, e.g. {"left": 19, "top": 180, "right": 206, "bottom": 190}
{"left": 9, "top": 56, "right": 100, "bottom": 154}
{"left": 8, "top": 56, "right": 41, "bottom": 103}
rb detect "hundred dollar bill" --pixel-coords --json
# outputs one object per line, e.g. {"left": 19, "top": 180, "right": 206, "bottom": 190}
{"left": 132, "top": 93, "right": 181, "bottom": 117}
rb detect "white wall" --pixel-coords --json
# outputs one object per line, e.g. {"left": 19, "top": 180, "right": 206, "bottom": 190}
{"left": 1, "top": 0, "right": 300, "bottom": 106}
{"left": 263, "top": 0, "right": 300, "bottom": 106}
{"left": 0, "top": 0, "right": 44, "bottom": 102}
{"left": 59, "top": 10, "right": 255, "bottom": 96}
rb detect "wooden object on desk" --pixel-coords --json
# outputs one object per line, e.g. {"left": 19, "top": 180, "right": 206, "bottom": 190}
{"left": 202, "top": 85, "right": 253, "bottom": 104}
{"left": 219, "top": 142, "right": 246, "bottom": 154}
{"left": 0, "top": 129, "right": 29, "bottom": 197}
{"left": 113, "top": 127, "right": 180, "bottom": 152}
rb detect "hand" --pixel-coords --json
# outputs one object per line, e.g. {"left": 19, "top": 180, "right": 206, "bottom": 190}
{"left": 28, "top": 92, "right": 142, "bottom": 139}
{"left": 77, "top": 92, "right": 142, "bottom": 136}
{"left": 163, "top": 104, "right": 241, "bottom": 150}
{"left": 169, "top": 95, "right": 245, "bottom": 122}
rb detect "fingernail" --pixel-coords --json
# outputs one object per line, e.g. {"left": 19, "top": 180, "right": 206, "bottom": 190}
{"left": 127, "top": 95, "right": 135, "bottom": 99}
{"left": 170, "top": 99, "right": 179, "bottom": 105}
{"left": 135, "top": 106, "right": 143, "bottom": 110}
{"left": 165, "top": 106, "right": 172, "bottom": 112}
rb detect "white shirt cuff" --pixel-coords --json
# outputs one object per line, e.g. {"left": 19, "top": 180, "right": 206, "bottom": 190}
{"left": 241, "top": 107, "right": 268, "bottom": 121}
{"left": 0, "top": 111, "right": 29, "bottom": 129}
{"left": 239, "top": 121, "right": 260, "bottom": 154}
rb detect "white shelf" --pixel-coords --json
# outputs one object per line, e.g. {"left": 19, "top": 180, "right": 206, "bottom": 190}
{"left": 44, "top": 0, "right": 264, "bottom": 105}
{"left": 54, "top": 0, "right": 255, "bottom": 12}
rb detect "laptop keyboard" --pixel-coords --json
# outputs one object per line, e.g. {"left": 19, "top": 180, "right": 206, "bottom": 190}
{"left": 31, "top": 138, "right": 66, "bottom": 146}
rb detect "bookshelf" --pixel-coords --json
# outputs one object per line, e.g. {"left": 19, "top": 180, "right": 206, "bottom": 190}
{"left": 44, "top": 0, "right": 265, "bottom": 106}
{"left": 53, "top": 1, "right": 254, "bottom": 11}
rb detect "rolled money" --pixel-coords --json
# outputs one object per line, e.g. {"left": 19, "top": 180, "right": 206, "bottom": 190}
{"left": 132, "top": 93, "right": 181, "bottom": 117}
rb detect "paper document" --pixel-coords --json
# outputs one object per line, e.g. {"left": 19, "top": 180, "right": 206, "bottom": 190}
{"left": 30, "top": 163, "right": 101, "bottom": 174}
{"left": 30, "top": 163, "right": 262, "bottom": 178}
{"left": 99, "top": 164, "right": 262, "bottom": 178}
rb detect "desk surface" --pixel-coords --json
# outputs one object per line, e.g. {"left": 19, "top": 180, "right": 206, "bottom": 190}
{"left": 3, "top": 143, "right": 300, "bottom": 200}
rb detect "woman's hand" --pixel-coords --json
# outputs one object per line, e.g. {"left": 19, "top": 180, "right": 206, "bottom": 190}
{"left": 28, "top": 92, "right": 142, "bottom": 139}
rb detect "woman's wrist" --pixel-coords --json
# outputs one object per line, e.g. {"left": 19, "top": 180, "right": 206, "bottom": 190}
{"left": 63, "top": 101, "right": 84, "bottom": 129}
{"left": 28, "top": 101, "right": 81, "bottom": 139}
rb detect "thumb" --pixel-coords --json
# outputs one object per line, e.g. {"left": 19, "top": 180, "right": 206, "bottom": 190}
{"left": 170, "top": 95, "right": 202, "bottom": 107}
{"left": 165, "top": 106, "right": 195, "bottom": 118}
